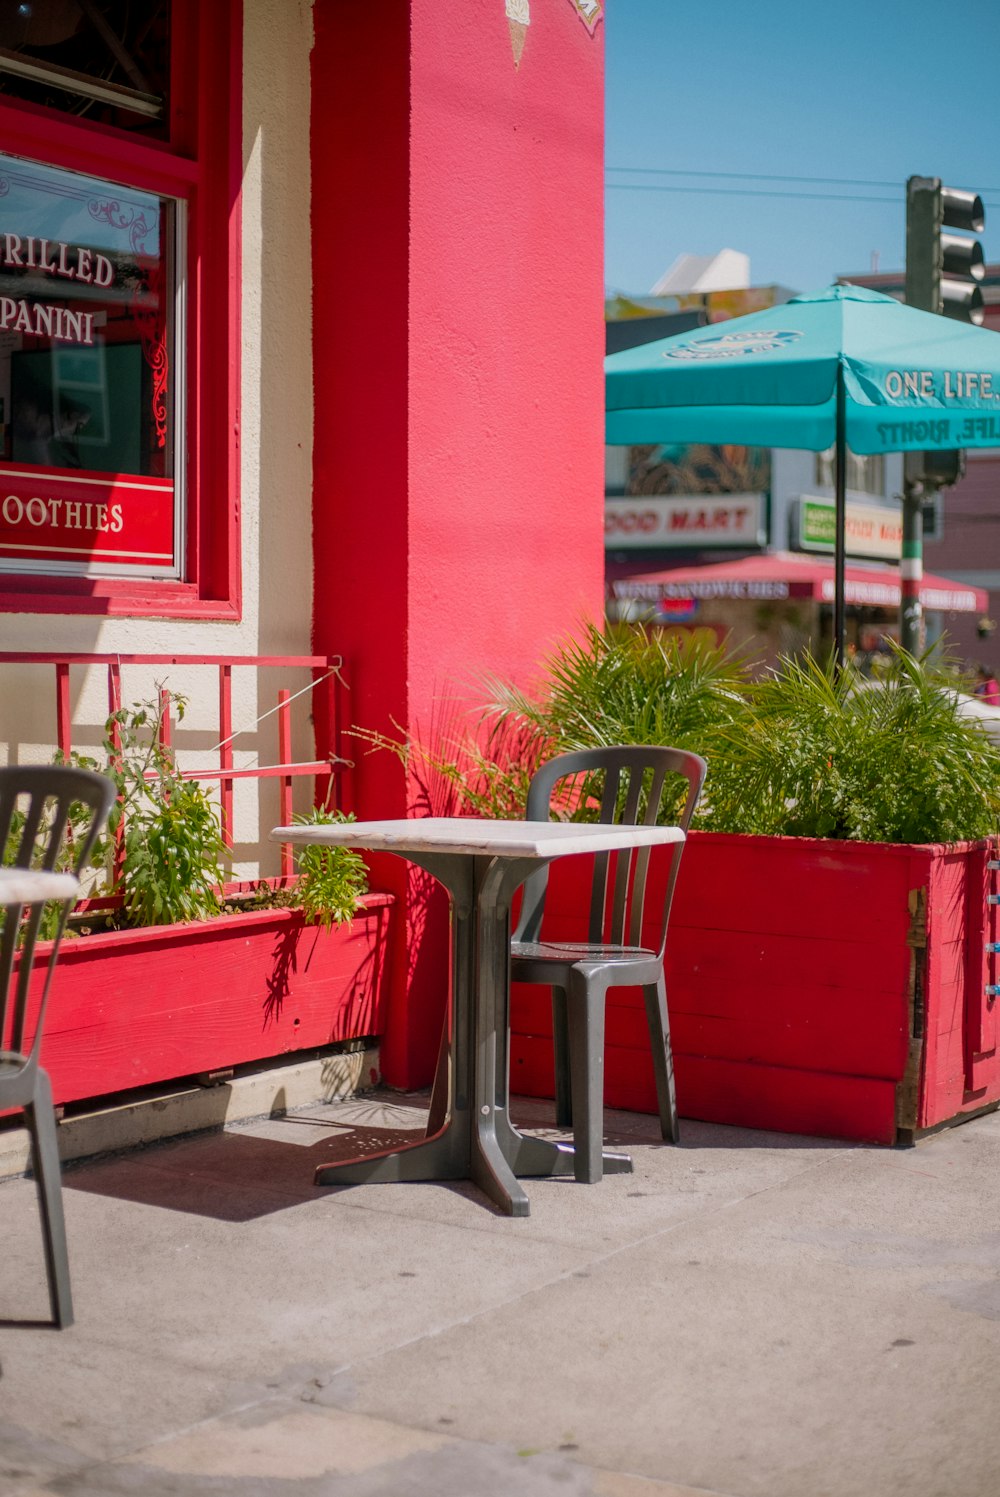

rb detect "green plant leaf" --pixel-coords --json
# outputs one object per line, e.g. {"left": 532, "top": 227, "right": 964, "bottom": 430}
{"left": 289, "top": 807, "right": 368, "bottom": 928}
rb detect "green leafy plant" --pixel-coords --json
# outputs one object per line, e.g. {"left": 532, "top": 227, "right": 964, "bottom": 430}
{"left": 704, "top": 647, "right": 1000, "bottom": 844}
{"left": 105, "top": 693, "right": 227, "bottom": 927}
{"left": 393, "top": 625, "right": 740, "bottom": 824}
{"left": 484, "top": 621, "right": 747, "bottom": 757}
{"left": 290, "top": 807, "right": 368, "bottom": 928}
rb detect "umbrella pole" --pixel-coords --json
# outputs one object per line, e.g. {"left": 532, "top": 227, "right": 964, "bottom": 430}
{"left": 834, "top": 363, "right": 847, "bottom": 669}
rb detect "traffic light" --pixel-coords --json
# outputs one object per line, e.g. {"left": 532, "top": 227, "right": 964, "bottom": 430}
{"left": 905, "top": 176, "right": 986, "bottom": 324}
{"left": 904, "top": 447, "right": 966, "bottom": 492}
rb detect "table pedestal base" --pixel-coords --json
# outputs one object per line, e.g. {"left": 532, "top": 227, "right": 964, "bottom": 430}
{"left": 314, "top": 1107, "right": 631, "bottom": 1216}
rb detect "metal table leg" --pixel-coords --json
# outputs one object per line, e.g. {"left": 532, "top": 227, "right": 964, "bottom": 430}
{"left": 315, "top": 848, "right": 477, "bottom": 1192}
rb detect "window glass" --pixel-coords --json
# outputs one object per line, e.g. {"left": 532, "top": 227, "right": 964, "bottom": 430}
{"left": 0, "top": 1, "right": 170, "bottom": 139}
{"left": 815, "top": 447, "right": 886, "bottom": 497}
{"left": 0, "top": 153, "right": 179, "bottom": 578}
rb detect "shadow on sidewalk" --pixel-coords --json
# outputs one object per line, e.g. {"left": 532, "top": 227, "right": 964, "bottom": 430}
{"left": 61, "top": 1089, "right": 847, "bottom": 1224}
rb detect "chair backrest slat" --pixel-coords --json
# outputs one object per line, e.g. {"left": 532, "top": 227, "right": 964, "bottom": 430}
{"left": 0, "top": 767, "right": 114, "bottom": 1068}
{"left": 514, "top": 745, "right": 707, "bottom": 958}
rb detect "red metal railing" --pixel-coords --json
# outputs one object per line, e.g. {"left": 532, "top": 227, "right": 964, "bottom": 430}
{"left": 0, "top": 652, "right": 350, "bottom": 886}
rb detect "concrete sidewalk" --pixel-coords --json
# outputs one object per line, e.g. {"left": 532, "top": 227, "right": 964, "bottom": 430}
{"left": 2, "top": 1091, "right": 999, "bottom": 1497}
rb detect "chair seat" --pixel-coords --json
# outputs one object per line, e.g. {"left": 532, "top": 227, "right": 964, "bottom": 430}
{"left": 512, "top": 939, "right": 655, "bottom": 964}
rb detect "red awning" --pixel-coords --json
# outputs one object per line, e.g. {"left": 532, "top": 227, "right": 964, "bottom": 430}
{"left": 608, "top": 552, "right": 988, "bottom": 615}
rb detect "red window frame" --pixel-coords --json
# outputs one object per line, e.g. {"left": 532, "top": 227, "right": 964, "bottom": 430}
{"left": 0, "top": 0, "right": 242, "bottom": 619}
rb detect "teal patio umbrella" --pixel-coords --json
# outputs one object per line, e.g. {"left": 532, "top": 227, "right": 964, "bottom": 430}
{"left": 605, "top": 284, "right": 1000, "bottom": 659}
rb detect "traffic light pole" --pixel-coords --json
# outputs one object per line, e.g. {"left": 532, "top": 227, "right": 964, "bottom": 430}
{"left": 833, "top": 364, "right": 847, "bottom": 668}
{"left": 900, "top": 467, "right": 924, "bottom": 655}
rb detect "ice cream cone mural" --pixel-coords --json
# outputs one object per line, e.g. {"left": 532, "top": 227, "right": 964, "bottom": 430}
{"left": 505, "top": 0, "right": 529, "bottom": 68}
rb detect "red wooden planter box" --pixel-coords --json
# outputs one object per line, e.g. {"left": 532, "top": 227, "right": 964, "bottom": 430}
{"left": 27, "top": 895, "right": 394, "bottom": 1108}
{"left": 510, "top": 832, "right": 1000, "bottom": 1145}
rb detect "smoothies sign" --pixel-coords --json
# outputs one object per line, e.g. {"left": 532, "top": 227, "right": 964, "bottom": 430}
{"left": 0, "top": 467, "right": 175, "bottom": 569}
{"left": 0, "top": 154, "right": 177, "bottom": 579}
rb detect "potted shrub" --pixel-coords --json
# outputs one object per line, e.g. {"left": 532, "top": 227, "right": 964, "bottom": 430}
{"left": 17, "top": 694, "right": 393, "bottom": 1109}
{"left": 408, "top": 628, "right": 1000, "bottom": 1146}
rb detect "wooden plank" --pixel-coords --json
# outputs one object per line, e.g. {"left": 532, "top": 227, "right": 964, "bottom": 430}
{"left": 510, "top": 1035, "right": 898, "bottom": 1145}
{"left": 675, "top": 832, "right": 926, "bottom": 944}
{"left": 920, "top": 837, "right": 1000, "bottom": 1128}
{"left": 512, "top": 976, "right": 908, "bottom": 1079}
{"left": 964, "top": 842, "right": 996, "bottom": 1089}
{"left": 666, "top": 926, "right": 909, "bottom": 1001}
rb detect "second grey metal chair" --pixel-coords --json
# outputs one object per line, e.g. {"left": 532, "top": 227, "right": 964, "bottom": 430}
{"left": 511, "top": 745, "right": 706, "bottom": 1183}
{"left": 0, "top": 765, "right": 115, "bottom": 1328}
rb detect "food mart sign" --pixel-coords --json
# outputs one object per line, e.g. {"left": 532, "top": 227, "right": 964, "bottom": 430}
{"left": 605, "top": 494, "right": 765, "bottom": 549}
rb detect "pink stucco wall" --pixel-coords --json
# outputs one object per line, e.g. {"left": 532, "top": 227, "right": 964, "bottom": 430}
{"left": 311, "top": 0, "right": 605, "bottom": 1084}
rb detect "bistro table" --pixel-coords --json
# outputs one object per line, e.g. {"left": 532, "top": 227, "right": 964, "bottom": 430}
{"left": 270, "top": 816, "right": 685, "bottom": 1216}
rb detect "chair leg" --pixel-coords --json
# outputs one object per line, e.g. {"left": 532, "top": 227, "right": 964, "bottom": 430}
{"left": 25, "top": 1070, "right": 73, "bottom": 1329}
{"left": 566, "top": 972, "right": 606, "bottom": 1184}
{"left": 643, "top": 975, "right": 680, "bottom": 1144}
{"left": 551, "top": 985, "right": 572, "bottom": 1127}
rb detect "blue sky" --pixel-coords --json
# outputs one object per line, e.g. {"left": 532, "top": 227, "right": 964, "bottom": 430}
{"left": 605, "top": 0, "right": 1000, "bottom": 296}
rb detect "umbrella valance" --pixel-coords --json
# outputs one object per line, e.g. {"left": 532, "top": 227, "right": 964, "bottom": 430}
{"left": 606, "top": 285, "right": 1000, "bottom": 454}
{"left": 607, "top": 553, "right": 987, "bottom": 615}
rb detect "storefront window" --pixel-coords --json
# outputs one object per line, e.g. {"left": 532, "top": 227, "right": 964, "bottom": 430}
{"left": 0, "top": 154, "right": 178, "bottom": 578}
{"left": 815, "top": 447, "right": 885, "bottom": 496}
{"left": 0, "top": 2, "right": 239, "bottom": 617}
{"left": 0, "top": 1, "right": 170, "bottom": 139}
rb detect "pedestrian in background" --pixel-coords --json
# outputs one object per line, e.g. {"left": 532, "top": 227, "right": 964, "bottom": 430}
{"left": 974, "top": 664, "right": 1000, "bottom": 705}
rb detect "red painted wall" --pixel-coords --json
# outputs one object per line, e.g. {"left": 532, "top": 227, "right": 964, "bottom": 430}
{"left": 311, "top": 1, "right": 605, "bottom": 1085}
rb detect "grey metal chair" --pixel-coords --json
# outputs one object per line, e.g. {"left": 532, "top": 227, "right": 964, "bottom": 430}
{"left": 0, "top": 765, "right": 114, "bottom": 1328}
{"left": 511, "top": 746, "right": 706, "bottom": 1183}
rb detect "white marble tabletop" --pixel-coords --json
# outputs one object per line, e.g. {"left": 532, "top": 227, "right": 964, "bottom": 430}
{"left": 271, "top": 816, "right": 684, "bottom": 860}
{"left": 0, "top": 866, "right": 80, "bottom": 904}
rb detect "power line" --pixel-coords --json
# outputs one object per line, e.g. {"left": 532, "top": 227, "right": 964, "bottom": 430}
{"left": 606, "top": 164, "right": 1000, "bottom": 194}
{"left": 606, "top": 183, "right": 899, "bottom": 204}
{"left": 606, "top": 181, "right": 1000, "bottom": 210}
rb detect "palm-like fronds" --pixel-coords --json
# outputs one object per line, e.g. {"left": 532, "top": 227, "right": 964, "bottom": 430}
{"left": 484, "top": 622, "right": 747, "bottom": 755}
{"left": 706, "top": 646, "right": 1000, "bottom": 842}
